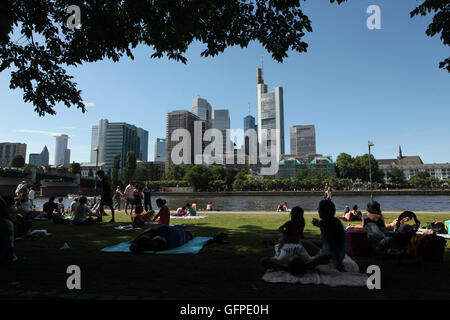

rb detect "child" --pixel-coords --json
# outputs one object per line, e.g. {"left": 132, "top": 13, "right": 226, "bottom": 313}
{"left": 185, "top": 203, "right": 197, "bottom": 216}
{"left": 131, "top": 205, "right": 146, "bottom": 229}
{"left": 278, "top": 206, "right": 305, "bottom": 249}
{"left": 312, "top": 200, "right": 346, "bottom": 270}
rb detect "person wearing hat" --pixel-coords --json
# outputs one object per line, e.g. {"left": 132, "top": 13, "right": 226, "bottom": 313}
{"left": 348, "top": 201, "right": 393, "bottom": 251}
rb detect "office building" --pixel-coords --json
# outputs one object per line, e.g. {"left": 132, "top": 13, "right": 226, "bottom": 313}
{"left": 54, "top": 134, "right": 70, "bottom": 166}
{"left": 165, "top": 110, "right": 200, "bottom": 170}
{"left": 213, "top": 109, "right": 232, "bottom": 159}
{"left": 29, "top": 146, "right": 49, "bottom": 166}
{"left": 136, "top": 127, "right": 149, "bottom": 161}
{"left": 256, "top": 67, "right": 285, "bottom": 161}
{"left": 90, "top": 119, "right": 142, "bottom": 173}
{"left": 290, "top": 125, "right": 316, "bottom": 160}
{"left": 155, "top": 138, "right": 166, "bottom": 163}
{"left": 0, "top": 142, "right": 27, "bottom": 167}
{"left": 192, "top": 97, "right": 212, "bottom": 122}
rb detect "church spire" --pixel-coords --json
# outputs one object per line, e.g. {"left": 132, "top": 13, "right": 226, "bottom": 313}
{"left": 398, "top": 145, "right": 403, "bottom": 159}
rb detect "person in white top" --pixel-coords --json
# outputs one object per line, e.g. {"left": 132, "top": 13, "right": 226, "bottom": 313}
{"left": 28, "top": 186, "right": 36, "bottom": 208}
{"left": 124, "top": 182, "right": 135, "bottom": 215}
{"left": 69, "top": 198, "right": 79, "bottom": 216}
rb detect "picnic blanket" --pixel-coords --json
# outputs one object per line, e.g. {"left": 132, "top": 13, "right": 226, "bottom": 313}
{"left": 262, "top": 255, "right": 368, "bottom": 287}
{"left": 101, "top": 236, "right": 212, "bottom": 254}
{"left": 170, "top": 215, "right": 207, "bottom": 219}
{"left": 114, "top": 224, "right": 142, "bottom": 231}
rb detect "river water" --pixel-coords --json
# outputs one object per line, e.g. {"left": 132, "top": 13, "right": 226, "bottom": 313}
{"left": 33, "top": 194, "right": 450, "bottom": 212}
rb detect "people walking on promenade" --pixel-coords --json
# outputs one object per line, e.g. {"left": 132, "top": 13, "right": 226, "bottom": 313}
{"left": 113, "top": 186, "right": 123, "bottom": 210}
{"left": 124, "top": 182, "right": 135, "bottom": 215}
{"left": 142, "top": 182, "right": 152, "bottom": 211}
{"left": 96, "top": 170, "right": 115, "bottom": 223}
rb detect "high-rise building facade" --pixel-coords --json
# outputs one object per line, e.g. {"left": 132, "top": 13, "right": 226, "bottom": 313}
{"left": 29, "top": 146, "right": 49, "bottom": 166}
{"left": 165, "top": 110, "right": 200, "bottom": 170}
{"left": 290, "top": 125, "right": 316, "bottom": 160}
{"left": 213, "top": 109, "right": 232, "bottom": 157}
{"left": 244, "top": 115, "right": 256, "bottom": 133}
{"left": 192, "top": 97, "right": 212, "bottom": 122}
{"left": 90, "top": 119, "right": 142, "bottom": 173}
{"left": 136, "top": 128, "right": 149, "bottom": 161}
{"left": 0, "top": 143, "right": 27, "bottom": 167}
{"left": 256, "top": 68, "right": 285, "bottom": 160}
{"left": 54, "top": 134, "right": 70, "bottom": 166}
{"left": 155, "top": 138, "right": 166, "bottom": 163}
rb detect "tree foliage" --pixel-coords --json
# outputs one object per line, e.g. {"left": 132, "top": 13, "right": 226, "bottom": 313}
{"left": 410, "top": 0, "right": 450, "bottom": 72}
{"left": 69, "top": 162, "right": 81, "bottom": 175}
{"left": 335, "top": 152, "right": 384, "bottom": 182}
{"left": 123, "top": 151, "right": 136, "bottom": 184}
{"left": 10, "top": 154, "right": 25, "bottom": 168}
{"left": 0, "top": 0, "right": 350, "bottom": 115}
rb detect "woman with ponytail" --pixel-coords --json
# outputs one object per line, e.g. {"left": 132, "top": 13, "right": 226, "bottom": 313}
{"left": 152, "top": 198, "right": 170, "bottom": 225}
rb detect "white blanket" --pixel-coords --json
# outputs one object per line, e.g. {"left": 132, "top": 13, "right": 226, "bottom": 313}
{"left": 262, "top": 244, "right": 368, "bottom": 287}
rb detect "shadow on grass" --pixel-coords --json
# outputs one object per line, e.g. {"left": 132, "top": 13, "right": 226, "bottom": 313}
{"left": 1, "top": 215, "right": 450, "bottom": 300}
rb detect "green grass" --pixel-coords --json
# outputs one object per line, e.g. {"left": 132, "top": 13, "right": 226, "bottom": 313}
{"left": 1, "top": 212, "right": 450, "bottom": 300}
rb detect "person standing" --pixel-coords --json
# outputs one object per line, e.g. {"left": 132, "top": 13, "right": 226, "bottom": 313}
{"left": 28, "top": 186, "right": 36, "bottom": 208}
{"left": 142, "top": 182, "right": 152, "bottom": 212}
{"left": 113, "top": 186, "right": 123, "bottom": 211}
{"left": 96, "top": 170, "right": 115, "bottom": 223}
{"left": 124, "top": 182, "right": 135, "bottom": 215}
{"left": 324, "top": 183, "right": 332, "bottom": 200}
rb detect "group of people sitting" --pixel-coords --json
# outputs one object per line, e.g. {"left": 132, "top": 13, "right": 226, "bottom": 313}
{"left": 340, "top": 204, "right": 363, "bottom": 221}
{"left": 261, "top": 199, "right": 447, "bottom": 275}
{"left": 276, "top": 202, "right": 290, "bottom": 212}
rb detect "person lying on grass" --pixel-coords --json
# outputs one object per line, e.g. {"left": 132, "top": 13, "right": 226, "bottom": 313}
{"left": 151, "top": 198, "right": 170, "bottom": 225}
{"left": 130, "top": 224, "right": 194, "bottom": 252}
{"left": 131, "top": 205, "right": 154, "bottom": 228}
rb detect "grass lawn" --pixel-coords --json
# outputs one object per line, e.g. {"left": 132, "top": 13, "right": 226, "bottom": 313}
{"left": 1, "top": 212, "right": 450, "bottom": 300}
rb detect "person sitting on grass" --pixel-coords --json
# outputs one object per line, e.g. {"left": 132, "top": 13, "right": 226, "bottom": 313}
{"left": 69, "top": 197, "right": 79, "bottom": 216}
{"left": 0, "top": 196, "right": 15, "bottom": 264}
{"left": 276, "top": 203, "right": 284, "bottom": 212}
{"left": 385, "top": 210, "right": 420, "bottom": 231}
{"left": 347, "top": 201, "right": 393, "bottom": 252}
{"left": 72, "top": 196, "right": 99, "bottom": 225}
{"left": 131, "top": 205, "right": 154, "bottom": 228}
{"left": 57, "top": 197, "right": 65, "bottom": 215}
{"left": 185, "top": 203, "right": 197, "bottom": 216}
{"left": 277, "top": 206, "right": 305, "bottom": 250}
{"left": 130, "top": 224, "right": 194, "bottom": 252}
{"left": 151, "top": 198, "right": 170, "bottom": 225}
{"left": 38, "top": 196, "right": 58, "bottom": 220}
{"left": 341, "top": 205, "right": 362, "bottom": 221}
{"left": 282, "top": 202, "right": 290, "bottom": 212}
{"left": 206, "top": 202, "right": 213, "bottom": 211}
{"left": 311, "top": 199, "right": 346, "bottom": 271}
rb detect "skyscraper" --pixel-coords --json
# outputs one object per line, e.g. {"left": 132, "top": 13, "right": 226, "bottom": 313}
{"left": 192, "top": 97, "right": 212, "bottom": 122}
{"left": 29, "top": 146, "right": 49, "bottom": 166}
{"left": 54, "top": 134, "right": 70, "bottom": 166}
{"left": 213, "top": 109, "right": 232, "bottom": 157}
{"left": 136, "top": 127, "right": 149, "bottom": 161}
{"left": 244, "top": 102, "right": 256, "bottom": 133}
{"left": 256, "top": 67, "right": 285, "bottom": 160}
{"left": 0, "top": 143, "right": 27, "bottom": 167}
{"left": 90, "top": 119, "right": 142, "bottom": 173}
{"left": 165, "top": 110, "right": 199, "bottom": 170}
{"left": 290, "top": 125, "right": 316, "bottom": 160}
{"left": 155, "top": 138, "right": 166, "bottom": 163}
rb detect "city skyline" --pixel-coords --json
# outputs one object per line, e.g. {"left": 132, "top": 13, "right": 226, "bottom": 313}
{"left": 0, "top": 1, "right": 449, "bottom": 165}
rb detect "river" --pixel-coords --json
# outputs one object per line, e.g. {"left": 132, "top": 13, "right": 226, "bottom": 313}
{"left": 33, "top": 194, "right": 450, "bottom": 212}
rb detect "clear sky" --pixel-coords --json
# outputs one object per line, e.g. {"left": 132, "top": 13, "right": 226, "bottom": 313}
{"left": 1, "top": 0, "right": 449, "bottom": 165}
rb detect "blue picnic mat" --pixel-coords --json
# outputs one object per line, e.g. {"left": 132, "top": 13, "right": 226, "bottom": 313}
{"left": 101, "top": 237, "right": 212, "bottom": 255}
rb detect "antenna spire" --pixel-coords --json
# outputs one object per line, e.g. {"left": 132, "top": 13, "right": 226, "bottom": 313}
{"left": 248, "top": 102, "right": 250, "bottom": 115}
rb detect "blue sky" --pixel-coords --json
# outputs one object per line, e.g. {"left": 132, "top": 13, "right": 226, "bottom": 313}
{"left": 0, "top": 0, "right": 449, "bottom": 165}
